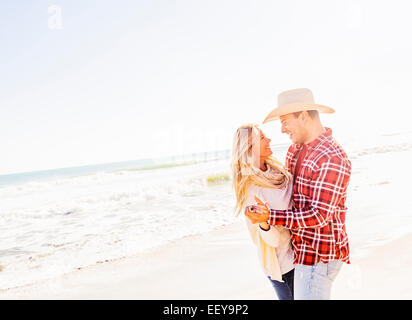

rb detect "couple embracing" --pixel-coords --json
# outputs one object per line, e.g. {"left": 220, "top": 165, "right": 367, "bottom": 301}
{"left": 231, "top": 88, "right": 351, "bottom": 300}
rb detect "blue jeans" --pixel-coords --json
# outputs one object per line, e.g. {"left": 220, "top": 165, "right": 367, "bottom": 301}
{"left": 267, "top": 269, "right": 294, "bottom": 300}
{"left": 294, "top": 260, "right": 343, "bottom": 300}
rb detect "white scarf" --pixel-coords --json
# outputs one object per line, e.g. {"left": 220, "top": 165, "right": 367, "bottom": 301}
{"left": 248, "top": 158, "right": 290, "bottom": 190}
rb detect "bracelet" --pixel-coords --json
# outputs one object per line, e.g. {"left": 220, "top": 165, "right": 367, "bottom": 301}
{"left": 259, "top": 224, "right": 270, "bottom": 231}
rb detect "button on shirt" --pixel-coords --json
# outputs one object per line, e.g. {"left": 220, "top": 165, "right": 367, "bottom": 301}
{"left": 268, "top": 128, "right": 352, "bottom": 266}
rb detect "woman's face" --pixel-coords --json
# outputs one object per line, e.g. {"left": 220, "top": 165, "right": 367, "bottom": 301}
{"left": 252, "top": 129, "right": 272, "bottom": 161}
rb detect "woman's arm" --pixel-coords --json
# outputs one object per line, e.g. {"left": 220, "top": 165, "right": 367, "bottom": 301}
{"left": 258, "top": 223, "right": 280, "bottom": 247}
{"left": 245, "top": 207, "right": 280, "bottom": 248}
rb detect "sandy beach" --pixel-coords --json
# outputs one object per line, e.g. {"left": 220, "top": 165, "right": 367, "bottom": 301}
{"left": 0, "top": 220, "right": 410, "bottom": 300}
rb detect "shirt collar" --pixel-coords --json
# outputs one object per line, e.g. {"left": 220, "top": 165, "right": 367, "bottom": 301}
{"left": 296, "top": 127, "right": 332, "bottom": 150}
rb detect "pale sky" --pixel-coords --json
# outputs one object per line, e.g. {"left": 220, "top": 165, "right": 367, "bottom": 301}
{"left": 1, "top": 0, "right": 412, "bottom": 175}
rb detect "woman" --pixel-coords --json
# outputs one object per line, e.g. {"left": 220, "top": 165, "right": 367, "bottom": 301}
{"left": 231, "top": 123, "right": 294, "bottom": 300}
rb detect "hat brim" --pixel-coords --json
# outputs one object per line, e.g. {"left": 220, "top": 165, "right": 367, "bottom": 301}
{"left": 263, "top": 103, "right": 335, "bottom": 123}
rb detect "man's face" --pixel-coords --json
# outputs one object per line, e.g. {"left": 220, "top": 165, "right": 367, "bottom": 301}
{"left": 280, "top": 113, "right": 305, "bottom": 144}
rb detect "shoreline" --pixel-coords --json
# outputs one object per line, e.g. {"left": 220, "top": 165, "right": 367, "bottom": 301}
{"left": 0, "top": 221, "right": 411, "bottom": 299}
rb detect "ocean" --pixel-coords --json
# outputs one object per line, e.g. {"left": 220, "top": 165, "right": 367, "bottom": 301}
{"left": 0, "top": 132, "right": 411, "bottom": 290}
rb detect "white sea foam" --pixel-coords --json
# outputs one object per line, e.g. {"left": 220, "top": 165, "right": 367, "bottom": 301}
{"left": 0, "top": 159, "right": 236, "bottom": 289}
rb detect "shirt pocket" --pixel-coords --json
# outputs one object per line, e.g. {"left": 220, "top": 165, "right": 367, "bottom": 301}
{"left": 296, "top": 163, "right": 314, "bottom": 199}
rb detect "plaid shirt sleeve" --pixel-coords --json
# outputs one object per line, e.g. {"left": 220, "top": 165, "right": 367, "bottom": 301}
{"left": 284, "top": 145, "right": 294, "bottom": 173}
{"left": 268, "top": 155, "right": 351, "bottom": 229}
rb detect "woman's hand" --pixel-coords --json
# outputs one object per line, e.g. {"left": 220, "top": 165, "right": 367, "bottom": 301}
{"left": 245, "top": 196, "right": 270, "bottom": 224}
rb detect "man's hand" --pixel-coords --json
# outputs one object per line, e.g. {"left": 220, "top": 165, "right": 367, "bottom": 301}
{"left": 245, "top": 196, "right": 271, "bottom": 224}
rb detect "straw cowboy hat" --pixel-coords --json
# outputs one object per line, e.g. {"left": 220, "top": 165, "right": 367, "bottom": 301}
{"left": 263, "top": 88, "right": 335, "bottom": 123}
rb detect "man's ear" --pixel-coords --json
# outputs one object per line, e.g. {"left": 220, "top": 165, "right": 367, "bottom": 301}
{"left": 300, "top": 110, "right": 310, "bottom": 122}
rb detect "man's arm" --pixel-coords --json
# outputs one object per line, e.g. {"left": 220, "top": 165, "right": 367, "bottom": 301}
{"left": 269, "top": 156, "right": 351, "bottom": 230}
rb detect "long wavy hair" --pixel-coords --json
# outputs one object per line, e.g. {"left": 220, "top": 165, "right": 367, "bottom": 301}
{"left": 230, "top": 123, "right": 290, "bottom": 216}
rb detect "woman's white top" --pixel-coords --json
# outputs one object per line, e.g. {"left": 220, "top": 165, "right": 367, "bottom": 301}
{"left": 244, "top": 167, "right": 294, "bottom": 281}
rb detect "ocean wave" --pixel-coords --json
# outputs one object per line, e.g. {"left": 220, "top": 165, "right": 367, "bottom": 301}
{"left": 350, "top": 143, "right": 412, "bottom": 159}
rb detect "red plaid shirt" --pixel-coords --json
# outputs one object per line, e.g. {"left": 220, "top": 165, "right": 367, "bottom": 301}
{"left": 269, "top": 128, "right": 351, "bottom": 265}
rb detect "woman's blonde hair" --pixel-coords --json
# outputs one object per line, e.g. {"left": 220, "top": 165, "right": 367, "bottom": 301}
{"left": 230, "top": 123, "right": 290, "bottom": 216}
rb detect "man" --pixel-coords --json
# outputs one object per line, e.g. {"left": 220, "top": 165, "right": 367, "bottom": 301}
{"left": 246, "top": 88, "right": 351, "bottom": 300}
